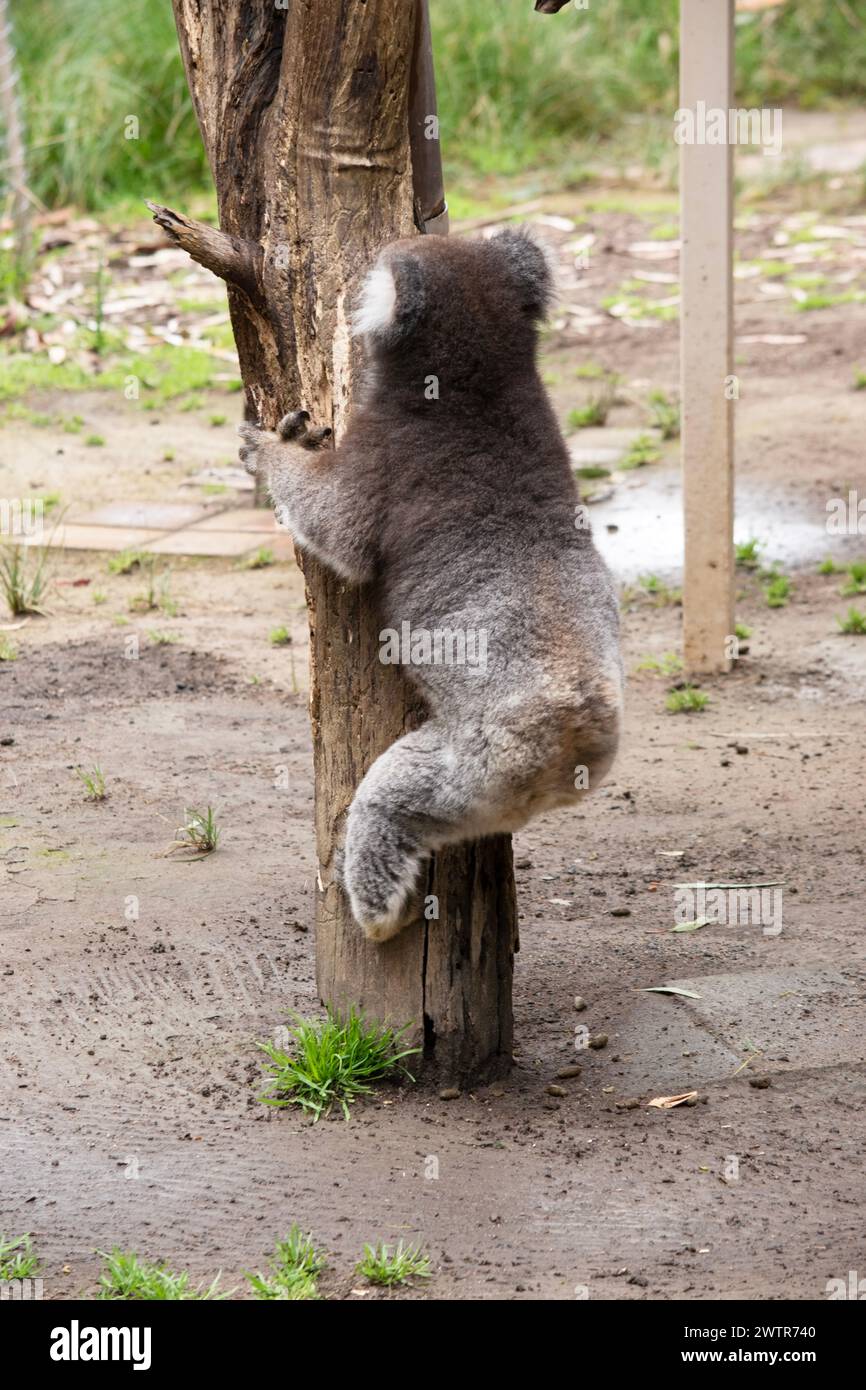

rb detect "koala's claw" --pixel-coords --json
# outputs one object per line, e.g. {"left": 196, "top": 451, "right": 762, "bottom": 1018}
{"left": 277, "top": 411, "right": 332, "bottom": 450}
{"left": 277, "top": 410, "right": 309, "bottom": 441}
{"left": 238, "top": 411, "right": 333, "bottom": 478}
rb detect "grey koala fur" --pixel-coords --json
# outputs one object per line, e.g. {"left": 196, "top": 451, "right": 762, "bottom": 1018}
{"left": 239, "top": 228, "right": 622, "bottom": 943}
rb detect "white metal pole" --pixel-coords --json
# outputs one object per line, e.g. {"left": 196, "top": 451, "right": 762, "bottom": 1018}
{"left": 680, "top": 0, "right": 735, "bottom": 673}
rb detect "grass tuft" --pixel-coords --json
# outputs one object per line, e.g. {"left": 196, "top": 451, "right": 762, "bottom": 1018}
{"left": 96, "top": 1249, "right": 226, "bottom": 1301}
{"left": 0, "top": 1233, "right": 40, "bottom": 1280}
{"left": 837, "top": 607, "right": 866, "bottom": 635}
{"left": 735, "top": 538, "right": 763, "bottom": 570}
{"left": 355, "top": 1240, "right": 431, "bottom": 1288}
{"left": 76, "top": 765, "right": 106, "bottom": 801}
{"left": 258, "top": 1008, "right": 420, "bottom": 1122}
{"left": 840, "top": 560, "right": 866, "bottom": 597}
{"left": 566, "top": 374, "right": 620, "bottom": 431}
{"left": 619, "top": 433, "right": 661, "bottom": 470}
{"left": 0, "top": 545, "right": 50, "bottom": 616}
{"left": 764, "top": 574, "right": 791, "bottom": 608}
{"left": 647, "top": 389, "right": 680, "bottom": 439}
{"left": 666, "top": 685, "right": 709, "bottom": 714}
{"left": 636, "top": 651, "right": 682, "bottom": 677}
{"left": 239, "top": 547, "right": 276, "bottom": 571}
{"left": 244, "top": 1227, "right": 325, "bottom": 1301}
{"left": 167, "top": 806, "right": 220, "bottom": 856}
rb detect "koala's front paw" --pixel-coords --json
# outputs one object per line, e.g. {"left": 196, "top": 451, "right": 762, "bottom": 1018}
{"left": 276, "top": 411, "right": 333, "bottom": 450}
{"left": 237, "top": 412, "right": 332, "bottom": 478}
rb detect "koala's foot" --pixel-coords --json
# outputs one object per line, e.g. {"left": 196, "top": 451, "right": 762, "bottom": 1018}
{"left": 343, "top": 805, "right": 425, "bottom": 944}
{"left": 237, "top": 412, "right": 332, "bottom": 477}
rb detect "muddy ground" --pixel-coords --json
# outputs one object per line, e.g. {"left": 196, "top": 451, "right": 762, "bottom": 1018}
{"left": 2, "top": 166, "right": 866, "bottom": 1301}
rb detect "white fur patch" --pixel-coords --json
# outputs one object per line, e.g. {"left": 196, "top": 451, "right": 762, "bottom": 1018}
{"left": 352, "top": 261, "right": 396, "bottom": 337}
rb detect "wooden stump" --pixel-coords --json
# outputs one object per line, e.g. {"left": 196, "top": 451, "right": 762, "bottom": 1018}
{"left": 156, "top": 0, "right": 516, "bottom": 1087}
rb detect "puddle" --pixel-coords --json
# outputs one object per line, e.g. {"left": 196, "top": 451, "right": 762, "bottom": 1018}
{"left": 588, "top": 463, "right": 837, "bottom": 581}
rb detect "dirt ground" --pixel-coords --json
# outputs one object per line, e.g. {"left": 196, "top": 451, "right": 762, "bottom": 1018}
{"left": 2, "top": 162, "right": 866, "bottom": 1300}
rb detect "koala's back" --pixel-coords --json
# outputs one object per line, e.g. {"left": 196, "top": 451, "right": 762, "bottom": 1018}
{"left": 349, "top": 377, "right": 620, "bottom": 728}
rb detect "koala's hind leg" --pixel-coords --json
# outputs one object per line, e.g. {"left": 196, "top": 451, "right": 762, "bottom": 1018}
{"left": 342, "top": 723, "right": 478, "bottom": 943}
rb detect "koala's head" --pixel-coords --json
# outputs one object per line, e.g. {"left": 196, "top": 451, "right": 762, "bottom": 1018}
{"left": 353, "top": 227, "right": 554, "bottom": 395}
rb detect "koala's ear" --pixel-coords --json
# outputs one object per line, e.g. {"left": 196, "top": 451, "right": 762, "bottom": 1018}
{"left": 488, "top": 226, "right": 555, "bottom": 318}
{"left": 352, "top": 248, "right": 425, "bottom": 343}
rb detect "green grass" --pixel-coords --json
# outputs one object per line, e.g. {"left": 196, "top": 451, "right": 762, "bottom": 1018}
{"left": 818, "top": 556, "right": 843, "bottom": 575}
{"left": 647, "top": 389, "right": 680, "bottom": 440}
{"left": 765, "top": 574, "right": 791, "bottom": 608}
{"left": 107, "top": 549, "right": 146, "bottom": 576}
{"left": 854, "top": 368, "right": 866, "bottom": 391}
{"left": 837, "top": 607, "right": 866, "bottom": 635}
{"left": 84, "top": 433, "right": 105, "bottom": 447}
{"left": 0, "top": 636, "right": 18, "bottom": 661}
{"left": 0, "top": 344, "right": 230, "bottom": 412}
{"left": 638, "top": 573, "right": 681, "bottom": 606}
{"left": 6, "top": 0, "right": 866, "bottom": 210}
{"left": 355, "top": 1241, "right": 431, "bottom": 1288}
{"left": 0, "top": 1233, "right": 40, "bottom": 1280}
{"left": 169, "top": 806, "right": 220, "bottom": 856}
{"left": 239, "top": 546, "right": 276, "bottom": 571}
{"left": 666, "top": 685, "right": 709, "bottom": 715}
{"left": 636, "top": 651, "right": 682, "bottom": 677}
{"left": 573, "top": 361, "right": 609, "bottom": 380}
{"left": 566, "top": 375, "right": 619, "bottom": 431}
{"left": 128, "top": 557, "right": 174, "bottom": 614}
{"left": 244, "top": 1228, "right": 325, "bottom": 1301}
{"left": 735, "top": 538, "right": 763, "bottom": 570}
{"left": 794, "top": 290, "right": 866, "bottom": 313}
{"left": 96, "top": 1249, "right": 225, "bottom": 1301}
{"left": 840, "top": 561, "right": 866, "bottom": 597}
{"left": 0, "top": 545, "right": 50, "bottom": 616}
{"left": 258, "top": 1008, "right": 420, "bottom": 1122}
{"left": 735, "top": 622, "right": 752, "bottom": 640}
{"left": 269, "top": 626, "right": 292, "bottom": 646}
{"left": 755, "top": 259, "right": 797, "bottom": 279}
{"left": 76, "top": 765, "right": 106, "bottom": 801}
{"left": 618, "top": 433, "right": 661, "bottom": 470}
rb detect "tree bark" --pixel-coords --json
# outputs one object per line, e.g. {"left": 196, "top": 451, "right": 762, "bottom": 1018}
{"left": 159, "top": 0, "right": 516, "bottom": 1086}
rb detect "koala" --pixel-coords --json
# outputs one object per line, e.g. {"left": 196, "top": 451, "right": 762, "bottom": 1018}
{"left": 239, "top": 228, "right": 622, "bottom": 943}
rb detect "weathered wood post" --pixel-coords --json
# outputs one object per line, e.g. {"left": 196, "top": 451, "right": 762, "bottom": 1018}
{"left": 679, "top": 0, "right": 735, "bottom": 672}
{"left": 151, "top": 0, "right": 516, "bottom": 1086}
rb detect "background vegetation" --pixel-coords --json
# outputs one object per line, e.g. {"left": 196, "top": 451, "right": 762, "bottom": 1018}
{"left": 5, "top": 0, "right": 865, "bottom": 210}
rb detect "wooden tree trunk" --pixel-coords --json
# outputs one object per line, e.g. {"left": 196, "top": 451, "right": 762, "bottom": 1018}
{"left": 154, "top": 0, "right": 516, "bottom": 1086}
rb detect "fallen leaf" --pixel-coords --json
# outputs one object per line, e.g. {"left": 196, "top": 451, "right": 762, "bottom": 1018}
{"left": 647, "top": 1091, "right": 698, "bottom": 1109}
{"left": 641, "top": 985, "right": 702, "bottom": 999}
{"left": 670, "top": 917, "right": 710, "bottom": 934}
{"left": 674, "top": 880, "right": 784, "bottom": 889}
